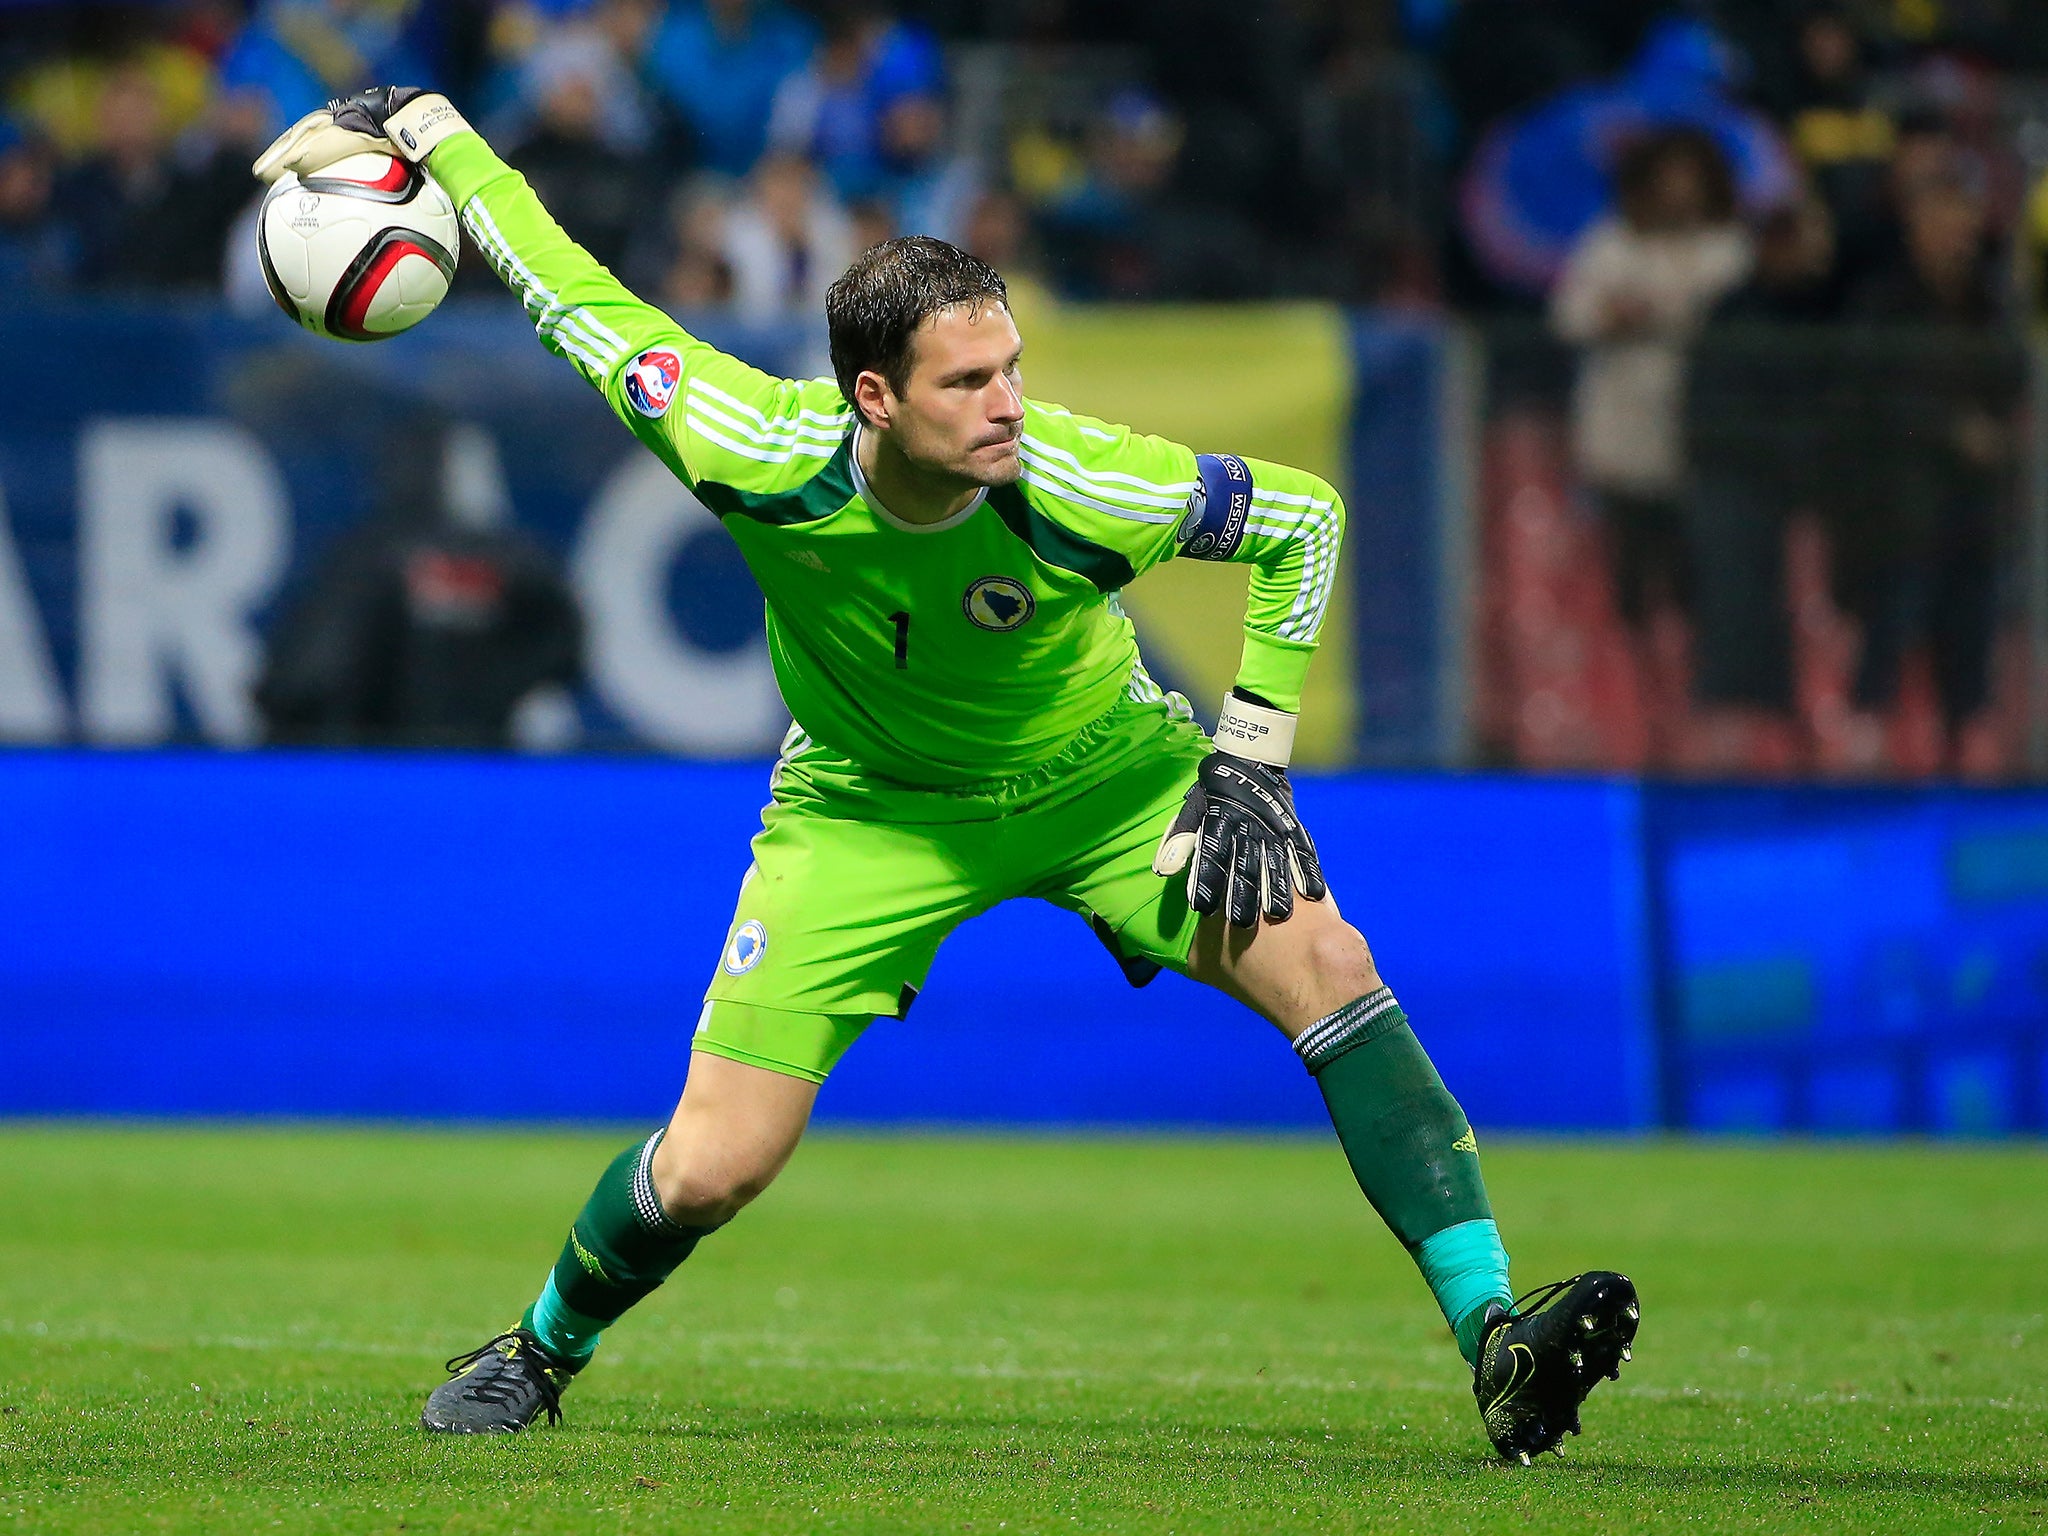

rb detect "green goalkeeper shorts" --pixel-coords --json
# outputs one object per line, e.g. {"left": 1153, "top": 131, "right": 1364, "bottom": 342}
{"left": 694, "top": 690, "right": 1212, "bottom": 1083}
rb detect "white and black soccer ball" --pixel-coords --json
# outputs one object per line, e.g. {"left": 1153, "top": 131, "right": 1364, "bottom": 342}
{"left": 256, "top": 152, "right": 459, "bottom": 342}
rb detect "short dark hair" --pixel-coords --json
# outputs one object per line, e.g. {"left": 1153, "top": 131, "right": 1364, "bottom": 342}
{"left": 1614, "top": 127, "right": 1737, "bottom": 226}
{"left": 826, "top": 236, "right": 1009, "bottom": 426}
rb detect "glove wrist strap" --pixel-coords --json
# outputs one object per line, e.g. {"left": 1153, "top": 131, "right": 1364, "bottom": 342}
{"left": 386, "top": 94, "right": 471, "bottom": 162}
{"left": 1214, "top": 692, "right": 1296, "bottom": 767}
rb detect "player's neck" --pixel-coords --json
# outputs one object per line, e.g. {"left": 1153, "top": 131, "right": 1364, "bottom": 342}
{"left": 855, "top": 426, "right": 983, "bottom": 526}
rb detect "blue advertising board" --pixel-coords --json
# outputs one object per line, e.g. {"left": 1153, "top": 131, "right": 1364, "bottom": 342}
{"left": 0, "top": 751, "right": 1656, "bottom": 1130}
{"left": 1647, "top": 786, "right": 2048, "bottom": 1136}
{"left": 5, "top": 750, "right": 2043, "bottom": 1133}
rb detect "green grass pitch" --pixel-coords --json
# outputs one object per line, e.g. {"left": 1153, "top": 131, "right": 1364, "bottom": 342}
{"left": 1, "top": 1127, "right": 2042, "bottom": 1534}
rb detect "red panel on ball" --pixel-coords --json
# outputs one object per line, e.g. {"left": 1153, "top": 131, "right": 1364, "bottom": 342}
{"left": 333, "top": 239, "right": 433, "bottom": 339}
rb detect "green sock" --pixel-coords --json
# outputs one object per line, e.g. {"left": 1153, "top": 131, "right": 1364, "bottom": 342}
{"left": 520, "top": 1130, "right": 715, "bottom": 1363}
{"left": 1295, "top": 987, "right": 1513, "bottom": 1363}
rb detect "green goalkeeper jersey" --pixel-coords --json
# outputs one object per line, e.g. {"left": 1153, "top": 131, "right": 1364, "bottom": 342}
{"left": 430, "top": 135, "right": 1346, "bottom": 787}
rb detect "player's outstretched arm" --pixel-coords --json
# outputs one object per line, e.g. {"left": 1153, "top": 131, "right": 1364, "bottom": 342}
{"left": 253, "top": 89, "right": 849, "bottom": 498}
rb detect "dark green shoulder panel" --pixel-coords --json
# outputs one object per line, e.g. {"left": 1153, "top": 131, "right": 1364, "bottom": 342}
{"left": 697, "top": 439, "right": 858, "bottom": 525}
{"left": 987, "top": 486, "right": 1137, "bottom": 592}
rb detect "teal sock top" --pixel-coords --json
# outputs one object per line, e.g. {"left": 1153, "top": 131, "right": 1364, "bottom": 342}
{"left": 523, "top": 1272, "right": 607, "bottom": 1364}
{"left": 1413, "top": 1218, "right": 1513, "bottom": 1366}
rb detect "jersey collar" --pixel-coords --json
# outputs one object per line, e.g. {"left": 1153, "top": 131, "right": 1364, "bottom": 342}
{"left": 851, "top": 426, "right": 988, "bottom": 534}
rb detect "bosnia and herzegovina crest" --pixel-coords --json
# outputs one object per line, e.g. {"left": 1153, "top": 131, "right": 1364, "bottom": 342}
{"left": 963, "top": 575, "right": 1035, "bottom": 632}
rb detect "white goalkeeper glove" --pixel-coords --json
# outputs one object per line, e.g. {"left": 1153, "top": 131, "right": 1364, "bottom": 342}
{"left": 1152, "top": 690, "right": 1327, "bottom": 928}
{"left": 254, "top": 86, "right": 472, "bottom": 183}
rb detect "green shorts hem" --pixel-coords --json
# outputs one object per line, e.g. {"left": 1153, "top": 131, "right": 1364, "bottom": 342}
{"left": 689, "top": 1038, "right": 832, "bottom": 1085}
{"left": 692, "top": 1000, "right": 870, "bottom": 1084}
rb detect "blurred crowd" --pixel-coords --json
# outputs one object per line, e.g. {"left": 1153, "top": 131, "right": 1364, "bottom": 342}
{"left": 4, "top": 0, "right": 2047, "bottom": 308}
{"left": 12, "top": 0, "right": 2048, "bottom": 307}
{"left": 0, "top": 0, "right": 1442, "bottom": 307}
{"left": 1529, "top": 5, "right": 2040, "bottom": 776}
{"left": 0, "top": 0, "right": 995, "bottom": 306}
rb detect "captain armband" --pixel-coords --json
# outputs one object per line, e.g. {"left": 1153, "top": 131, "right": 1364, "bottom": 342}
{"left": 1176, "top": 453, "right": 1254, "bottom": 561}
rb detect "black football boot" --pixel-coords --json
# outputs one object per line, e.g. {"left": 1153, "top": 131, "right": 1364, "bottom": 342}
{"left": 1472, "top": 1271, "right": 1638, "bottom": 1463}
{"left": 420, "top": 1328, "right": 578, "bottom": 1433}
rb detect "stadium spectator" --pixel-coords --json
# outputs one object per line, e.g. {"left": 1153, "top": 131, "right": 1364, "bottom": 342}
{"left": 648, "top": 175, "right": 736, "bottom": 309}
{"left": 257, "top": 422, "right": 584, "bottom": 751}
{"left": 888, "top": 117, "right": 976, "bottom": 246}
{"left": 952, "top": 185, "right": 1051, "bottom": 310}
{"left": 1299, "top": 9, "right": 1448, "bottom": 305}
{"left": 1458, "top": 15, "right": 1797, "bottom": 297}
{"left": 48, "top": 62, "right": 254, "bottom": 289}
{"left": 215, "top": 0, "right": 440, "bottom": 142}
{"left": 492, "top": 0, "right": 660, "bottom": 161}
{"left": 1840, "top": 165, "right": 2021, "bottom": 763}
{"left": 1683, "top": 187, "right": 1852, "bottom": 764}
{"left": 1026, "top": 90, "right": 1149, "bottom": 300}
{"left": 1032, "top": 87, "right": 1238, "bottom": 301}
{"left": 720, "top": 151, "right": 854, "bottom": 322}
{"left": 868, "top": 35, "right": 975, "bottom": 242}
{"left": 1883, "top": 109, "right": 1978, "bottom": 241}
{"left": 1773, "top": 4, "right": 1897, "bottom": 293}
{"left": 1716, "top": 185, "right": 1843, "bottom": 323}
{"left": 0, "top": 119, "right": 71, "bottom": 290}
{"left": 767, "top": 5, "right": 972, "bottom": 242}
{"left": 1550, "top": 128, "right": 1750, "bottom": 762}
{"left": 961, "top": 187, "right": 1026, "bottom": 272}
{"left": 5, "top": 0, "right": 2046, "bottom": 781}
{"left": 48, "top": 64, "right": 172, "bottom": 286}
{"left": 175, "top": 70, "right": 284, "bottom": 284}
{"left": 644, "top": 0, "right": 817, "bottom": 178}
{"left": 845, "top": 194, "right": 891, "bottom": 252}
{"left": 2028, "top": 164, "right": 2048, "bottom": 315}
{"left": 767, "top": 5, "right": 890, "bottom": 202}
{"left": 501, "top": 33, "right": 652, "bottom": 274}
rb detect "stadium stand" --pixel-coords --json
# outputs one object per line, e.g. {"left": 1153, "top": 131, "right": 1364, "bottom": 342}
{"left": 4, "top": 0, "right": 2048, "bottom": 775}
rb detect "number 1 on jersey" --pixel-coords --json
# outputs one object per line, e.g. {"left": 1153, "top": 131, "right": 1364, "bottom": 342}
{"left": 889, "top": 610, "right": 910, "bottom": 669}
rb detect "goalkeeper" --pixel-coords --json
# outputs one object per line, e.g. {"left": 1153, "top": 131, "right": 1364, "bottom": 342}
{"left": 258, "top": 89, "right": 1638, "bottom": 1464}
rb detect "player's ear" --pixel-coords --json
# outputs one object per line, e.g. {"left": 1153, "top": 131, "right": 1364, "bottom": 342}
{"left": 853, "top": 370, "right": 892, "bottom": 430}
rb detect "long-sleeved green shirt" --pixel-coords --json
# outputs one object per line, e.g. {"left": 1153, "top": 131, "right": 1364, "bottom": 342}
{"left": 431, "top": 133, "right": 1345, "bottom": 786}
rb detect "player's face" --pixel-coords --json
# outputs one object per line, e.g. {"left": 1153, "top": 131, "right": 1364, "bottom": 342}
{"left": 886, "top": 302, "right": 1026, "bottom": 487}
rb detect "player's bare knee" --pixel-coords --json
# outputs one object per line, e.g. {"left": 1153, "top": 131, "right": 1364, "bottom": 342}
{"left": 1306, "top": 922, "right": 1381, "bottom": 1000}
{"left": 649, "top": 1145, "right": 777, "bottom": 1227}
{"left": 651, "top": 1163, "right": 757, "bottom": 1228}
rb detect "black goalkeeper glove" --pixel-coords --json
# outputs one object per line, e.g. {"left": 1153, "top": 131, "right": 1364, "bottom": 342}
{"left": 254, "top": 87, "right": 471, "bottom": 183}
{"left": 1152, "top": 691, "right": 1327, "bottom": 928}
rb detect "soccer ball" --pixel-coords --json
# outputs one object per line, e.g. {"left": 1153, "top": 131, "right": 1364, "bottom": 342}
{"left": 257, "top": 153, "right": 459, "bottom": 342}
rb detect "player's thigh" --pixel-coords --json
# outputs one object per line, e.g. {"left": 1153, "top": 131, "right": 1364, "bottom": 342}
{"left": 696, "top": 797, "right": 986, "bottom": 1083}
{"left": 1034, "top": 702, "right": 1211, "bottom": 971}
